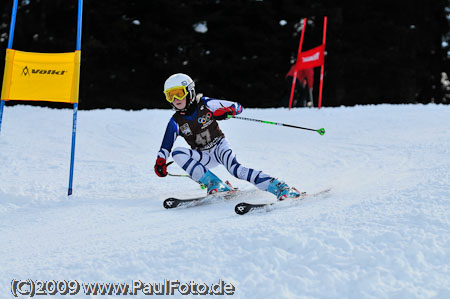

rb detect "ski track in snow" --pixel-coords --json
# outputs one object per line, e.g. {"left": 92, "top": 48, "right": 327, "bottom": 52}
{"left": 0, "top": 104, "right": 449, "bottom": 298}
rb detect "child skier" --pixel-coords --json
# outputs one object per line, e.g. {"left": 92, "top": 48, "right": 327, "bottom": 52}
{"left": 154, "top": 73, "right": 301, "bottom": 201}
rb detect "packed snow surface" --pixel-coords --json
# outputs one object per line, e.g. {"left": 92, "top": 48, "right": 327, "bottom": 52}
{"left": 0, "top": 104, "right": 449, "bottom": 298}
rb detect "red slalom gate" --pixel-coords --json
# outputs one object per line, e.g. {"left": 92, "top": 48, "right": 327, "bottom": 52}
{"left": 287, "top": 16, "right": 327, "bottom": 109}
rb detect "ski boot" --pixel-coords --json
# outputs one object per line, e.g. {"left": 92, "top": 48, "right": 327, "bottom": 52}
{"left": 267, "top": 178, "right": 303, "bottom": 201}
{"left": 199, "top": 171, "right": 232, "bottom": 194}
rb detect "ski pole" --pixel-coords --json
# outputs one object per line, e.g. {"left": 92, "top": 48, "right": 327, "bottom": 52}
{"left": 227, "top": 115, "right": 325, "bottom": 135}
{"left": 166, "top": 162, "right": 187, "bottom": 177}
{"left": 166, "top": 161, "right": 206, "bottom": 189}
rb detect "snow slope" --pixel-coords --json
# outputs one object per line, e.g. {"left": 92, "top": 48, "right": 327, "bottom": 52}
{"left": 0, "top": 104, "right": 449, "bottom": 298}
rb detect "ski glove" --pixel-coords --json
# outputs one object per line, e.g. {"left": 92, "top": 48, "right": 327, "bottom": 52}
{"left": 213, "top": 106, "right": 236, "bottom": 120}
{"left": 154, "top": 157, "right": 168, "bottom": 177}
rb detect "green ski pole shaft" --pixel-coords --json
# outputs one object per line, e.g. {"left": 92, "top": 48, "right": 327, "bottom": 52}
{"left": 228, "top": 115, "right": 325, "bottom": 135}
{"left": 166, "top": 161, "right": 206, "bottom": 189}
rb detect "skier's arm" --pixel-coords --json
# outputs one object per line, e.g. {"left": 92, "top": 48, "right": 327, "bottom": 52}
{"left": 203, "top": 97, "right": 243, "bottom": 120}
{"left": 155, "top": 118, "right": 179, "bottom": 177}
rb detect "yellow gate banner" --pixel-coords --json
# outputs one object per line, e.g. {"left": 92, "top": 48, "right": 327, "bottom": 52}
{"left": 1, "top": 49, "right": 81, "bottom": 103}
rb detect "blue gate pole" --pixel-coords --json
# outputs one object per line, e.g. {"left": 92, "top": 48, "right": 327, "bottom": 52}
{"left": 0, "top": 101, "right": 5, "bottom": 136}
{"left": 68, "top": 0, "right": 83, "bottom": 196}
{"left": 68, "top": 103, "right": 78, "bottom": 196}
{"left": 0, "top": 0, "right": 19, "bottom": 136}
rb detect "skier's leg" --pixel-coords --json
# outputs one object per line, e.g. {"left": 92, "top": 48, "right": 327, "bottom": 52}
{"left": 172, "top": 147, "right": 216, "bottom": 181}
{"left": 213, "top": 139, "right": 273, "bottom": 191}
{"left": 214, "top": 139, "right": 302, "bottom": 200}
{"left": 172, "top": 147, "right": 231, "bottom": 193}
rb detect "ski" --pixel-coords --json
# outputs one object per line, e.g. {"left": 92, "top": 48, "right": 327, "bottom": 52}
{"left": 163, "top": 188, "right": 243, "bottom": 209}
{"left": 235, "top": 188, "right": 331, "bottom": 215}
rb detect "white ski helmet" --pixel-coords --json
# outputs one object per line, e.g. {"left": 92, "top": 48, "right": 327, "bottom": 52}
{"left": 163, "top": 73, "right": 196, "bottom": 111}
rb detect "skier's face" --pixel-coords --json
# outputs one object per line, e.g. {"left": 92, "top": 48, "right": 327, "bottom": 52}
{"left": 173, "top": 96, "right": 187, "bottom": 109}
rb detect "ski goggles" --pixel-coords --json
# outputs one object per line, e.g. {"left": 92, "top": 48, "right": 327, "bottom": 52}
{"left": 164, "top": 86, "right": 188, "bottom": 103}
